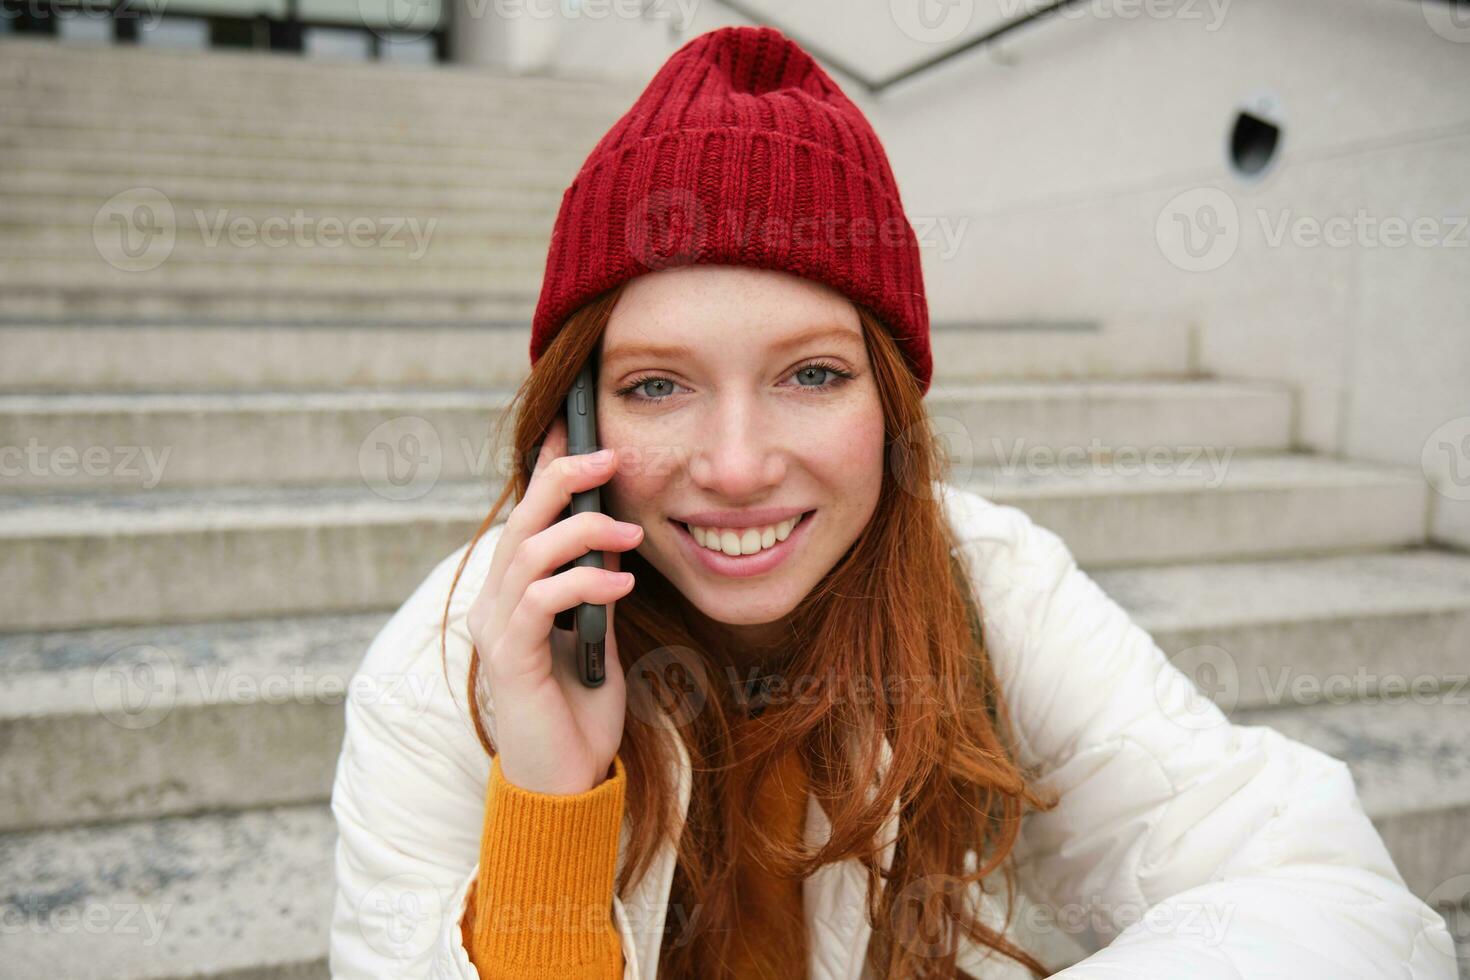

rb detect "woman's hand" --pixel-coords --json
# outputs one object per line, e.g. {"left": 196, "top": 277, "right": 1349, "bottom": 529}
{"left": 466, "top": 414, "right": 641, "bottom": 796}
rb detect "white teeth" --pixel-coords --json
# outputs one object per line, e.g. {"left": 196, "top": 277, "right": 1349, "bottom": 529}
{"left": 688, "top": 514, "right": 803, "bottom": 556}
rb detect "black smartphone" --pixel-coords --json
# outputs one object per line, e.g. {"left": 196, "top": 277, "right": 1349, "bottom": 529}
{"left": 550, "top": 348, "right": 608, "bottom": 687}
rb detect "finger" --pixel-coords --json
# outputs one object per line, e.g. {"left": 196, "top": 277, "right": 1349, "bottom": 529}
{"left": 531, "top": 414, "right": 566, "bottom": 476}
{"left": 497, "top": 510, "right": 642, "bottom": 632}
{"left": 485, "top": 415, "right": 571, "bottom": 602}
{"left": 509, "top": 437, "right": 619, "bottom": 564}
{"left": 492, "top": 565, "right": 636, "bottom": 682}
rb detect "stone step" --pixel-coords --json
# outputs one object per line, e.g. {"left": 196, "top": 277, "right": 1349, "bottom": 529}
{"left": 0, "top": 144, "right": 588, "bottom": 190}
{"left": 961, "top": 451, "right": 1428, "bottom": 567}
{"left": 0, "top": 611, "right": 389, "bottom": 832}
{"left": 0, "top": 379, "right": 1288, "bottom": 491}
{"left": 0, "top": 455, "right": 1427, "bottom": 631}
{"left": 0, "top": 387, "right": 516, "bottom": 491}
{"left": 0, "top": 233, "right": 548, "bottom": 273}
{"left": 0, "top": 35, "right": 641, "bottom": 109}
{"left": 0, "top": 801, "right": 333, "bottom": 980}
{"left": 0, "top": 170, "right": 569, "bottom": 215}
{"left": 0, "top": 103, "right": 613, "bottom": 152}
{"left": 928, "top": 378, "right": 1290, "bottom": 464}
{"left": 1233, "top": 698, "right": 1470, "bottom": 909}
{"left": 0, "top": 318, "right": 1193, "bottom": 392}
{"left": 0, "top": 284, "right": 539, "bottom": 322}
{"left": 0, "top": 196, "right": 555, "bottom": 238}
{"left": 5, "top": 550, "right": 1467, "bottom": 832}
{"left": 2, "top": 77, "right": 631, "bottom": 129}
{"left": 0, "top": 260, "right": 544, "bottom": 295}
{"left": 0, "top": 480, "right": 492, "bottom": 631}
{"left": 1093, "top": 548, "right": 1470, "bottom": 710}
{"left": 0, "top": 697, "right": 1463, "bottom": 978}
{"left": 0, "top": 237, "right": 548, "bottom": 272}
{"left": 4, "top": 63, "right": 633, "bottom": 113}
{"left": 0, "top": 120, "right": 597, "bottom": 168}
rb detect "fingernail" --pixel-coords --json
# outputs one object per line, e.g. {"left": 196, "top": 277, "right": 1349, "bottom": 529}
{"left": 591, "top": 448, "right": 614, "bottom": 463}
{"left": 619, "top": 522, "right": 642, "bottom": 538}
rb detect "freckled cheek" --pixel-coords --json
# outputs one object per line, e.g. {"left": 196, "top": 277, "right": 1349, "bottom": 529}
{"left": 597, "top": 419, "right": 680, "bottom": 514}
{"left": 804, "top": 407, "right": 884, "bottom": 475}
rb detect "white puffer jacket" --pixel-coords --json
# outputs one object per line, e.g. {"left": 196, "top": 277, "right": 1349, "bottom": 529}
{"left": 328, "top": 482, "right": 1458, "bottom": 979}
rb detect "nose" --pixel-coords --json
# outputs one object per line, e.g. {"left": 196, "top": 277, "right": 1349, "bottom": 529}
{"left": 686, "top": 393, "right": 787, "bottom": 498}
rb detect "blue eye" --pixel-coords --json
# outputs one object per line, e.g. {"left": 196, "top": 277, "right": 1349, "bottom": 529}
{"left": 612, "top": 360, "right": 855, "bottom": 402}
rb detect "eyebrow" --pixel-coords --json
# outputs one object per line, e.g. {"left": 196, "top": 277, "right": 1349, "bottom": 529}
{"left": 602, "top": 325, "right": 862, "bottom": 368}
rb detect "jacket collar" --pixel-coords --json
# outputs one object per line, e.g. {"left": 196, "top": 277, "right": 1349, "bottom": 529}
{"left": 613, "top": 713, "right": 902, "bottom": 980}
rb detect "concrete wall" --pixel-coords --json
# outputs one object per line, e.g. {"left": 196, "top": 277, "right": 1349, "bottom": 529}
{"left": 450, "top": 0, "right": 1470, "bottom": 548}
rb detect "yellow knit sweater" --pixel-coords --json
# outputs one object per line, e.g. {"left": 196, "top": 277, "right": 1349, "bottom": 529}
{"left": 462, "top": 731, "right": 810, "bottom": 979}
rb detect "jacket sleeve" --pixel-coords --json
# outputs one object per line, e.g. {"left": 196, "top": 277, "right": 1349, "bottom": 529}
{"left": 949, "top": 488, "right": 1459, "bottom": 979}
{"left": 328, "top": 538, "right": 639, "bottom": 979}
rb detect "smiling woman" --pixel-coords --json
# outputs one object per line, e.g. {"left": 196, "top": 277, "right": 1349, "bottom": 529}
{"left": 437, "top": 263, "right": 1052, "bottom": 979}
{"left": 326, "top": 22, "right": 1458, "bottom": 980}
{"left": 595, "top": 265, "right": 889, "bottom": 648}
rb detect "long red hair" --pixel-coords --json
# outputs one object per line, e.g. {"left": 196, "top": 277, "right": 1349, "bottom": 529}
{"left": 440, "top": 281, "right": 1058, "bottom": 978}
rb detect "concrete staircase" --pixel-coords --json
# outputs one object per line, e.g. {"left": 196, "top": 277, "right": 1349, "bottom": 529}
{"left": 1, "top": 36, "right": 1466, "bottom": 978}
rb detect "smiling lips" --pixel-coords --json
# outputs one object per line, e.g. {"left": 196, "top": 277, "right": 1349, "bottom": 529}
{"left": 681, "top": 512, "right": 809, "bottom": 557}
{"left": 669, "top": 510, "right": 816, "bottom": 579}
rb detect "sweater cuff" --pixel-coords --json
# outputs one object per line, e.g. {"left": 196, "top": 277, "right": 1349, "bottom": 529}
{"left": 465, "top": 753, "right": 627, "bottom": 973}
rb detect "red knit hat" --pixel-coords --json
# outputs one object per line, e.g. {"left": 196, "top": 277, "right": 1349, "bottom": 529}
{"left": 529, "top": 24, "right": 932, "bottom": 394}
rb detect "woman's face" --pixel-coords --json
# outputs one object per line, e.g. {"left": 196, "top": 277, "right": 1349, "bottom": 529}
{"left": 598, "top": 264, "right": 886, "bottom": 649}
